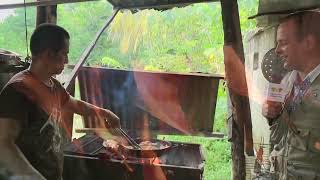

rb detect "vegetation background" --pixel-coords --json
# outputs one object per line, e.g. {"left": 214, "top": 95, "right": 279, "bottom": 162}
{"left": 0, "top": 0, "right": 258, "bottom": 179}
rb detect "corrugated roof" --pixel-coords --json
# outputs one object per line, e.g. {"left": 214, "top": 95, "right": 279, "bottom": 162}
{"left": 77, "top": 67, "right": 222, "bottom": 136}
{"left": 249, "top": 0, "right": 320, "bottom": 19}
{"left": 0, "top": 0, "right": 218, "bottom": 11}
{"left": 106, "top": 0, "right": 218, "bottom": 11}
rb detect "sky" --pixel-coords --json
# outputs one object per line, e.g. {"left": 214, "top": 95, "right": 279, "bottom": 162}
{"left": 0, "top": 0, "right": 24, "bottom": 5}
{"left": 0, "top": 0, "right": 24, "bottom": 21}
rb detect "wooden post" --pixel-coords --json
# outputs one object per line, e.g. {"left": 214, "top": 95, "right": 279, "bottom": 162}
{"left": 36, "top": 0, "right": 57, "bottom": 26}
{"left": 220, "top": 0, "right": 254, "bottom": 179}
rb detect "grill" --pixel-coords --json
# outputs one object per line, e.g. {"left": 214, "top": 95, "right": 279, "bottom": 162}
{"left": 63, "top": 134, "right": 205, "bottom": 180}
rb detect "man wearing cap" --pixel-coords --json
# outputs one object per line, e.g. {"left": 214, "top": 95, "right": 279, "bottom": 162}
{"left": 262, "top": 10, "right": 320, "bottom": 179}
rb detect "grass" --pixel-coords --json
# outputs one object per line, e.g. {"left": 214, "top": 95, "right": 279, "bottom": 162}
{"left": 213, "top": 84, "right": 228, "bottom": 134}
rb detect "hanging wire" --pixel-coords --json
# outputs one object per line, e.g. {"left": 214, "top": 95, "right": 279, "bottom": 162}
{"left": 23, "top": 0, "right": 31, "bottom": 62}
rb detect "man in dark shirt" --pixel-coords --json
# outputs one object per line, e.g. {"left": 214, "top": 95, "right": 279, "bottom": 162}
{"left": 0, "top": 24, "right": 120, "bottom": 180}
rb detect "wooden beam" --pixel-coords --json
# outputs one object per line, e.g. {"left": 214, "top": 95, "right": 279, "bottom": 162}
{"left": 36, "top": 0, "right": 57, "bottom": 26}
{"left": 0, "top": 0, "right": 98, "bottom": 10}
{"left": 220, "top": 0, "right": 254, "bottom": 179}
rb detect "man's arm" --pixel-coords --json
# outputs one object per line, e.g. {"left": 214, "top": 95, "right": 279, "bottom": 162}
{"left": 0, "top": 118, "right": 45, "bottom": 180}
{"left": 63, "top": 96, "right": 120, "bottom": 128}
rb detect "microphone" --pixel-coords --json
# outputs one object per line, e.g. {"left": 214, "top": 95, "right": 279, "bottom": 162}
{"left": 262, "top": 48, "right": 289, "bottom": 101}
{"left": 261, "top": 48, "right": 289, "bottom": 124}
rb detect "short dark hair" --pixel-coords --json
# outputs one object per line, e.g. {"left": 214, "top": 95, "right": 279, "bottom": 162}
{"left": 30, "top": 23, "right": 70, "bottom": 56}
{"left": 280, "top": 10, "right": 320, "bottom": 42}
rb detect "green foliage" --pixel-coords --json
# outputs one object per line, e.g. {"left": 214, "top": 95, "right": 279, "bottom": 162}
{"left": 135, "top": 4, "right": 226, "bottom": 73}
{"left": 0, "top": 0, "right": 258, "bottom": 74}
{"left": 214, "top": 84, "right": 228, "bottom": 133}
{"left": 0, "top": 7, "right": 36, "bottom": 56}
{"left": 100, "top": 56, "right": 124, "bottom": 68}
{"left": 204, "top": 139, "right": 232, "bottom": 180}
{"left": 57, "top": 1, "right": 113, "bottom": 64}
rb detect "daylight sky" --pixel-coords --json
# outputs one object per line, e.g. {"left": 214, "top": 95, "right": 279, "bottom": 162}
{"left": 0, "top": 0, "right": 24, "bottom": 21}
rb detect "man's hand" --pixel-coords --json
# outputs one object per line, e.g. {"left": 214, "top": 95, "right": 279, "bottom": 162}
{"left": 262, "top": 101, "right": 283, "bottom": 119}
{"left": 97, "top": 108, "right": 120, "bottom": 128}
{"left": 65, "top": 97, "right": 120, "bottom": 128}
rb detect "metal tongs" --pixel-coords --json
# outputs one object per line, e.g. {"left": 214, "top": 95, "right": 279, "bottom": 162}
{"left": 107, "top": 122, "right": 141, "bottom": 149}
{"left": 114, "top": 128, "right": 141, "bottom": 150}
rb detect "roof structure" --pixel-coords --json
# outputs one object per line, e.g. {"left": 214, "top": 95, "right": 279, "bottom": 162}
{"left": 106, "top": 0, "right": 217, "bottom": 11}
{"left": 249, "top": 0, "right": 320, "bottom": 19}
{"left": 0, "top": 0, "right": 217, "bottom": 10}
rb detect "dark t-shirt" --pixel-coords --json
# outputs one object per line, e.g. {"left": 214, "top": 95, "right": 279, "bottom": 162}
{"left": 0, "top": 70, "right": 70, "bottom": 180}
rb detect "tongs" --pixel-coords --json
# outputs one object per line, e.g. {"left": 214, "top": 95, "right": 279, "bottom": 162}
{"left": 107, "top": 121, "right": 141, "bottom": 149}
{"left": 114, "top": 128, "right": 141, "bottom": 150}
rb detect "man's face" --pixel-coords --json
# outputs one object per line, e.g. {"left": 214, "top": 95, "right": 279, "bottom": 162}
{"left": 48, "top": 38, "right": 69, "bottom": 75}
{"left": 275, "top": 19, "right": 306, "bottom": 71}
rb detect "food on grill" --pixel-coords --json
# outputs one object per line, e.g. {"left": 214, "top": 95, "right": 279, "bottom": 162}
{"left": 103, "top": 139, "right": 119, "bottom": 150}
{"left": 125, "top": 140, "right": 170, "bottom": 150}
{"left": 104, "top": 139, "right": 171, "bottom": 152}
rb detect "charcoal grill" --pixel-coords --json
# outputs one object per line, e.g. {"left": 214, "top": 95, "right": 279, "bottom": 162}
{"left": 63, "top": 134, "right": 205, "bottom": 180}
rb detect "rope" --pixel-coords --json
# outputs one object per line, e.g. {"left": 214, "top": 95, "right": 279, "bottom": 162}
{"left": 23, "top": 0, "right": 31, "bottom": 62}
